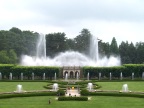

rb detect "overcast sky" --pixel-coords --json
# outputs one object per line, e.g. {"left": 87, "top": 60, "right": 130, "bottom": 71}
{"left": 0, "top": 0, "right": 144, "bottom": 44}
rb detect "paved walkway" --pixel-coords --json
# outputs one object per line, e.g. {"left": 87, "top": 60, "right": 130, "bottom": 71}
{"left": 65, "top": 89, "right": 80, "bottom": 97}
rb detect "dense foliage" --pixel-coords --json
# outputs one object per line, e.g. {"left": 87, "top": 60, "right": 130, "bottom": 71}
{"left": 83, "top": 64, "right": 144, "bottom": 79}
{"left": 58, "top": 96, "right": 88, "bottom": 101}
{"left": 0, "top": 65, "right": 59, "bottom": 80}
{"left": 0, "top": 27, "right": 144, "bottom": 64}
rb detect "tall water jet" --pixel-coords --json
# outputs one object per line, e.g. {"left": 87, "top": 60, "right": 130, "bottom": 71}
{"left": 32, "top": 73, "right": 34, "bottom": 80}
{"left": 15, "top": 84, "right": 23, "bottom": 93}
{"left": 20, "top": 34, "right": 121, "bottom": 67}
{"left": 53, "top": 83, "right": 58, "bottom": 91}
{"left": 9, "top": 73, "right": 12, "bottom": 80}
{"left": 99, "top": 72, "right": 101, "bottom": 80}
{"left": 120, "top": 72, "right": 123, "bottom": 80}
{"left": 65, "top": 73, "right": 68, "bottom": 81}
{"left": 132, "top": 72, "right": 134, "bottom": 80}
{"left": 87, "top": 72, "right": 89, "bottom": 80}
{"left": 43, "top": 73, "right": 45, "bottom": 80}
{"left": 122, "top": 84, "right": 129, "bottom": 92}
{"left": 89, "top": 36, "right": 99, "bottom": 62}
{"left": 109, "top": 72, "right": 112, "bottom": 80}
{"left": 21, "top": 73, "right": 23, "bottom": 80}
{"left": 54, "top": 73, "right": 56, "bottom": 80}
{"left": 76, "top": 72, "right": 79, "bottom": 80}
{"left": 142, "top": 72, "right": 144, "bottom": 80}
{"left": 36, "top": 34, "right": 46, "bottom": 59}
{"left": 87, "top": 83, "right": 93, "bottom": 91}
{"left": 0, "top": 73, "right": 1, "bottom": 80}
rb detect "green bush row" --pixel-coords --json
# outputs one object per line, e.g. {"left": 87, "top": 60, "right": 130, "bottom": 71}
{"left": 0, "top": 92, "right": 57, "bottom": 99}
{"left": 80, "top": 89, "right": 144, "bottom": 98}
{"left": 0, "top": 65, "right": 60, "bottom": 80}
{"left": 58, "top": 96, "right": 88, "bottom": 101}
{"left": 83, "top": 64, "right": 144, "bottom": 78}
{"left": 89, "top": 92, "right": 144, "bottom": 98}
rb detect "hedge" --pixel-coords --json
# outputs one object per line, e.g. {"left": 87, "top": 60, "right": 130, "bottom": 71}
{"left": 0, "top": 92, "right": 57, "bottom": 99}
{"left": 83, "top": 64, "right": 144, "bottom": 79}
{"left": 58, "top": 96, "right": 88, "bottom": 101}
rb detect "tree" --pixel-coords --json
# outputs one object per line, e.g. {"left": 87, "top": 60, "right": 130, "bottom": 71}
{"left": 110, "top": 37, "right": 119, "bottom": 56}
{"left": 0, "top": 50, "right": 9, "bottom": 64}
{"left": 8, "top": 49, "right": 18, "bottom": 64}
{"left": 9, "top": 27, "right": 22, "bottom": 34}
{"left": 46, "top": 32, "right": 67, "bottom": 57}
{"left": 74, "top": 28, "right": 91, "bottom": 55}
{"left": 98, "top": 41, "right": 110, "bottom": 58}
{"left": 135, "top": 42, "right": 144, "bottom": 63}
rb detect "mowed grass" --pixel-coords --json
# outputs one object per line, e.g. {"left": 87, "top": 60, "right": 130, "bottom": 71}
{"left": 0, "top": 82, "right": 48, "bottom": 92}
{"left": 95, "top": 81, "right": 144, "bottom": 92}
{"left": 0, "top": 81, "right": 144, "bottom": 92}
{"left": 0, "top": 81, "right": 144, "bottom": 108}
{"left": 0, "top": 96, "right": 144, "bottom": 108}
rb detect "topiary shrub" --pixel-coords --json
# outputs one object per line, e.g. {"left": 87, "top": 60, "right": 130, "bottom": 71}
{"left": 58, "top": 96, "right": 88, "bottom": 101}
{"left": 57, "top": 89, "right": 65, "bottom": 96}
{"left": 80, "top": 89, "right": 89, "bottom": 96}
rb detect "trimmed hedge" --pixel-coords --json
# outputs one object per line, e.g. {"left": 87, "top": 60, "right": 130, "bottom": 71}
{"left": 58, "top": 96, "right": 88, "bottom": 101}
{"left": 83, "top": 64, "right": 144, "bottom": 79}
{"left": 0, "top": 92, "right": 57, "bottom": 99}
{"left": 81, "top": 90, "right": 144, "bottom": 98}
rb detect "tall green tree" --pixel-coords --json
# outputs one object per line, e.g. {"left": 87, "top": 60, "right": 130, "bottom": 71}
{"left": 46, "top": 32, "right": 67, "bottom": 57}
{"left": 110, "top": 37, "right": 119, "bottom": 56}
{"left": 135, "top": 42, "right": 144, "bottom": 63}
{"left": 74, "top": 28, "right": 91, "bottom": 55}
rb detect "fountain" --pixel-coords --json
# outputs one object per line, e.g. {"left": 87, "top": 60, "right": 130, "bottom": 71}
{"left": 109, "top": 72, "right": 112, "bottom": 80}
{"left": 54, "top": 73, "right": 56, "bottom": 80}
{"left": 43, "top": 73, "right": 45, "bottom": 80}
{"left": 87, "top": 72, "right": 89, "bottom": 80}
{"left": 65, "top": 73, "right": 68, "bottom": 81}
{"left": 0, "top": 73, "right": 1, "bottom": 80}
{"left": 122, "top": 84, "right": 129, "bottom": 92}
{"left": 53, "top": 83, "right": 58, "bottom": 91}
{"left": 90, "top": 36, "right": 99, "bottom": 62}
{"left": 87, "top": 83, "right": 93, "bottom": 91}
{"left": 32, "top": 73, "right": 34, "bottom": 80}
{"left": 15, "top": 84, "right": 23, "bottom": 93}
{"left": 132, "top": 72, "right": 134, "bottom": 80}
{"left": 76, "top": 72, "right": 79, "bottom": 80}
{"left": 9, "top": 73, "right": 12, "bottom": 80}
{"left": 142, "top": 72, "right": 144, "bottom": 80}
{"left": 99, "top": 72, "right": 101, "bottom": 80}
{"left": 21, "top": 73, "right": 23, "bottom": 80}
{"left": 20, "top": 34, "right": 121, "bottom": 67}
{"left": 120, "top": 72, "right": 123, "bottom": 80}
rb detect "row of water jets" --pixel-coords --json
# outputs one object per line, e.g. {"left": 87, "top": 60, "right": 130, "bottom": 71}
{"left": 15, "top": 82, "right": 129, "bottom": 93}
{"left": 0, "top": 72, "right": 80, "bottom": 81}
{"left": 0, "top": 72, "right": 57, "bottom": 80}
{"left": 15, "top": 83, "right": 59, "bottom": 93}
{"left": 87, "top": 82, "right": 129, "bottom": 92}
{"left": 1, "top": 72, "right": 144, "bottom": 80}
{"left": 87, "top": 72, "right": 144, "bottom": 80}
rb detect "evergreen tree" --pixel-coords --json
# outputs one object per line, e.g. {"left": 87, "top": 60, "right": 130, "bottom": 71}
{"left": 110, "top": 37, "right": 119, "bottom": 56}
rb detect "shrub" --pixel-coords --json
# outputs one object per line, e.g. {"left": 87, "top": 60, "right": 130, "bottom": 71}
{"left": 0, "top": 92, "right": 57, "bottom": 99}
{"left": 58, "top": 96, "right": 88, "bottom": 101}
{"left": 57, "top": 89, "right": 65, "bottom": 96}
{"left": 80, "top": 89, "right": 89, "bottom": 96}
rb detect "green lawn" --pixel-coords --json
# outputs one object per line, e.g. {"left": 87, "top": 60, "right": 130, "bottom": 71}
{"left": 0, "top": 82, "right": 48, "bottom": 92}
{"left": 0, "top": 96, "right": 143, "bottom": 108}
{"left": 0, "top": 81, "right": 144, "bottom": 92}
{"left": 95, "top": 81, "right": 144, "bottom": 92}
{"left": 0, "top": 81, "right": 144, "bottom": 108}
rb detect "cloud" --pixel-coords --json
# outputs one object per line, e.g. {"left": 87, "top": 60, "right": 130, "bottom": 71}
{"left": 0, "top": 0, "right": 144, "bottom": 44}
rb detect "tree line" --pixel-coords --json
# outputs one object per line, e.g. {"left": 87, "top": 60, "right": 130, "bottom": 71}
{"left": 0, "top": 27, "right": 144, "bottom": 65}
